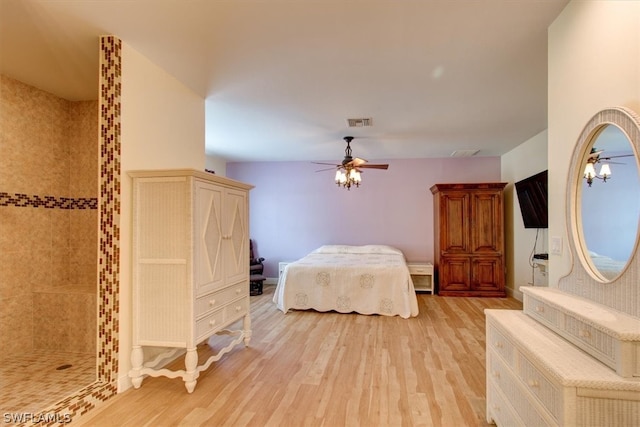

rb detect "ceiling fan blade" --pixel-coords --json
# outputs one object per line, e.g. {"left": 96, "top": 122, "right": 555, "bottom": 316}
{"left": 312, "top": 161, "right": 340, "bottom": 166}
{"left": 351, "top": 157, "right": 368, "bottom": 167}
{"left": 315, "top": 166, "right": 341, "bottom": 172}
{"left": 601, "top": 154, "right": 634, "bottom": 160}
{"left": 358, "top": 164, "right": 389, "bottom": 170}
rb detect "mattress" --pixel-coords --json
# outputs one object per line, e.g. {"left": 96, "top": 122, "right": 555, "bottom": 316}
{"left": 273, "top": 245, "right": 419, "bottom": 318}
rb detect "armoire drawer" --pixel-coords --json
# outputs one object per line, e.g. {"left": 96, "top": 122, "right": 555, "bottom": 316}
{"left": 195, "top": 307, "right": 225, "bottom": 341}
{"left": 225, "top": 296, "right": 249, "bottom": 322}
{"left": 195, "top": 284, "right": 246, "bottom": 318}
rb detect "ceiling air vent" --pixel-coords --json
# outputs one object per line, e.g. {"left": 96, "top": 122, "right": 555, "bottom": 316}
{"left": 347, "top": 117, "right": 373, "bottom": 127}
{"left": 451, "top": 149, "right": 479, "bottom": 157}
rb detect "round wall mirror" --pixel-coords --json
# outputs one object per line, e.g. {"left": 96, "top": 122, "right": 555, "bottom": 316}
{"left": 569, "top": 108, "right": 640, "bottom": 282}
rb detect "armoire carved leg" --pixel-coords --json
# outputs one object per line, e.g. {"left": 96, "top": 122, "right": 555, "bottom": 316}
{"left": 243, "top": 313, "right": 252, "bottom": 346}
{"left": 183, "top": 347, "right": 199, "bottom": 393}
{"left": 129, "top": 345, "right": 144, "bottom": 389}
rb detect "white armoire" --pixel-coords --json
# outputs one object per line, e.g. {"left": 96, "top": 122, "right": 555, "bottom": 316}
{"left": 128, "top": 169, "right": 253, "bottom": 393}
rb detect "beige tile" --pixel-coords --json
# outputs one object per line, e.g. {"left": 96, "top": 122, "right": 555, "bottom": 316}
{"left": 33, "top": 291, "right": 96, "bottom": 353}
{"left": 0, "top": 294, "right": 34, "bottom": 354}
{"left": 0, "top": 250, "right": 37, "bottom": 300}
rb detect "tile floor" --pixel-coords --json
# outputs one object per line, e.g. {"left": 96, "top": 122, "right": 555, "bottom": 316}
{"left": 0, "top": 351, "right": 95, "bottom": 414}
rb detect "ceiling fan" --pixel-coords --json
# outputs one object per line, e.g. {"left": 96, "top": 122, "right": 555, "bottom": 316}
{"left": 587, "top": 147, "right": 633, "bottom": 164}
{"left": 313, "top": 136, "right": 389, "bottom": 190}
{"left": 584, "top": 147, "right": 634, "bottom": 186}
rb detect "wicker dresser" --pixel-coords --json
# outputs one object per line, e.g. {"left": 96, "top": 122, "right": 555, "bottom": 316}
{"left": 486, "top": 289, "right": 640, "bottom": 426}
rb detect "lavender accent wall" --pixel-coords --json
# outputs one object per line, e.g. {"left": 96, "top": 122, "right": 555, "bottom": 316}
{"left": 227, "top": 157, "right": 502, "bottom": 277}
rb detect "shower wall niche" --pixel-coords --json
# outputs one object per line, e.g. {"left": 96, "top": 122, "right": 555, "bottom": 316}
{"left": 0, "top": 75, "right": 98, "bottom": 358}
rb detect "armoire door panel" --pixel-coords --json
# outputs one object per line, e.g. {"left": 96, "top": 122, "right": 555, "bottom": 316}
{"left": 472, "top": 257, "right": 504, "bottom": 292}
{"left": 439, "top": 257, "right": 471, "bottom": 291}
{"left": 470, "top": 192, "right": 503, "bottom": 253}
{"left": 441, "top": 193, "right": 469, "bottom": 253}
{"left": 224, "top": 188, "right": 248, "bottom": 285}
{"left": 194, "top": 182, "right": 224, "bottom": 296}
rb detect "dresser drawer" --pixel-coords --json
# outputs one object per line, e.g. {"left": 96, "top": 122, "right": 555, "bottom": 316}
{"left": 487, "top": 350, "right": 555, "bottom": 427}
{"left": 195, "top": 283, "right": 246, "bottom": 318}
{"left": 564, "top": 314, "right": 617, "bottom": 368}
{"left": 195, "top": 307, "right": 225, "bottom": 341}
{"left": 487, "top": 322, "right": 515, "bottom": 366}
{"left": 487, "top": 375, "right": 524, "bottom": 427}
{"left": 524, "top": 295, "right": 560, "bottom": 329}
{"left": 517, "top": 354, "right": 562, "bottom": 423}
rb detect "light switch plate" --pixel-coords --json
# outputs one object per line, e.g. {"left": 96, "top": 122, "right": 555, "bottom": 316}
{"left": 551, "top": 236, "right": 563, "bottom": 255}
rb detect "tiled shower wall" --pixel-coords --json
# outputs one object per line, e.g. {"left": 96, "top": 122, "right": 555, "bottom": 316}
{"left": 0, "top": 75, "right": 98, "bottom": 356}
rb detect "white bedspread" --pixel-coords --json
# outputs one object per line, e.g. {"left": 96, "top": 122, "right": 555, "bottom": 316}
{"left": 273, "top": 245, "right": 419, "bottom": 318}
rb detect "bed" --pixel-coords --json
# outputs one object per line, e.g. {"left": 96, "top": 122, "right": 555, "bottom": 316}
{"left": 588, "top": 250, "right": 628, "bottom": 280}
{"left": 273, "top": 245, "right": 419, "bottom": 318}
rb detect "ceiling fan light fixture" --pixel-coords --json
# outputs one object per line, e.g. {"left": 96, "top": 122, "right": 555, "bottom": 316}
{"left": 584, "top": 159, "right": 613, "bottom": 187}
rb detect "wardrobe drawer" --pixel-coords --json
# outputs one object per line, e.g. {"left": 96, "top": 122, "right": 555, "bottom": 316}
{"left": 225, "top": 296, "right": 249, "bottom": 322}
{"left": 195, "top": 284, "right": 246, "bottom": 318}
{"left": 195, "top": 307, "right": 225, "bottom": 340}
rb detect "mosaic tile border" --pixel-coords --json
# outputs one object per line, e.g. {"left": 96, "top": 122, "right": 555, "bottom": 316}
{"left": 0, "top": 193, "right": 97, "bottom": 209}
{"left": 17, "top": 35, "right": 122, "bottom": 427}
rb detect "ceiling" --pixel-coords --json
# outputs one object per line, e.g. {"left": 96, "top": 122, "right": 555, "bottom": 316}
{"left": 0, "top": 0, "right": 569, "bottom": 163}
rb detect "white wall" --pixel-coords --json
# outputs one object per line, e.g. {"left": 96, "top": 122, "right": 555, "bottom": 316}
{"left": 548, "top": 1, "right": 640, "bottom": 286}
{"left": 119, "top": 41, "right": 205, "bottom": 391}
{"left": 205, "top": 155, "right": 227, "bottom": 176}
{"left": 501, "top": 130, "right": 548, "bottom": 300}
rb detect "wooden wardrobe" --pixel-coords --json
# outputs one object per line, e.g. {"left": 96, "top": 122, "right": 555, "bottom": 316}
{"left": 430, "top": 182, "right": 507, "bottom": 297}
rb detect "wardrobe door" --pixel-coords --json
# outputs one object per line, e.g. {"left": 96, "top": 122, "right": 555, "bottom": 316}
{"left": 439, "top": 191, "right": 469, "bottom": 254}
{"left": 439, "top": 256, "right": 471, "bottom": 292}
{"left": 194, "top": 180, "right": 224, "bottom": 297}
{"left": 223, "top": 187, "right": 248, "bottom": 286}
{"left": 470, "top": 190, "right": 503, "bottom": 253}
{"left": 471, "top": 256, "right": 503, "bottom": 293}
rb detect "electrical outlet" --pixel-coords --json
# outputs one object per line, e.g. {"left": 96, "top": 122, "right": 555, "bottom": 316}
{"left": 551, "top": 236, "right": 563, "bottom": 255}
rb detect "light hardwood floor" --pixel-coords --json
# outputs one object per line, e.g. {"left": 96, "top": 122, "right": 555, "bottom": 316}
{"left": 77, "top": 284, "right": 521, "bottom": 427}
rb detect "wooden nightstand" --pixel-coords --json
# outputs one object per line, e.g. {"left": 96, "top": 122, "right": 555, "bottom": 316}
{"left": 407, "top": 262, "right": 434, "bottom": 294}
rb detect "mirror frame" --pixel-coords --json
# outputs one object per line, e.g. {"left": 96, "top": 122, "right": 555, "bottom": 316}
{"left": 567, "top": 107, "right": 640, "bottom": 283}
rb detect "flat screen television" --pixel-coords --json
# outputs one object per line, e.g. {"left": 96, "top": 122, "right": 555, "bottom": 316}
{"left": 515, "top": 170, "right": 548, "bottom": 229}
